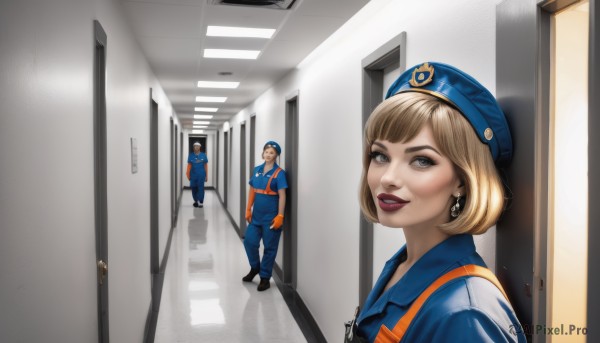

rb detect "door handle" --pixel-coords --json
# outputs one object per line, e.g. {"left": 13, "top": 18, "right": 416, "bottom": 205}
{"left": 97, "top": 260, "right": 108, "bottom": 285}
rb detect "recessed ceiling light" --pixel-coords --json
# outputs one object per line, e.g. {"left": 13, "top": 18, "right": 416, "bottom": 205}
{"left": 192, "top": 130, "right": 204, "bottom": 134}
{"left": 194, "top": 114, "right": 214, "bottom": 119}
{"left": 207, "top": 26, "right": 276, "bottom": 39}
{"left": 197, "top": 81, "right": 240, "bottom": 89}
{"left": 204, "top": 49, "right": 260, "bottom": 59}
{"left": 195, "top": 107, "right": 218, "bottom": 112}
{"left": 193, "top": 121, "right": 210, "bottom": 125}
{"left": 193, "top": 126, "right": 208, "bottom": 129}
{"left": 196, "top": 96, "right": 227, "bottom": 103}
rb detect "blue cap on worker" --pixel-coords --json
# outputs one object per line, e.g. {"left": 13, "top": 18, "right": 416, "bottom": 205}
{"left": 385, "top": 62, "right": 512, "bottom": 165}
{"left": 264, "top": 141, "right": 281, "bottom": 155}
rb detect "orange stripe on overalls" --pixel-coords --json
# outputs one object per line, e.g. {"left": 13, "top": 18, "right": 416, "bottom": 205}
{"left": 374, "top": 264, "right": 509, "bottom": 343}
{"left": 254, "top": 168, "right": 282, "bottom": 195}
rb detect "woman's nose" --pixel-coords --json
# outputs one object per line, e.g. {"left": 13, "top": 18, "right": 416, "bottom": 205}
{"left": 379, "top": 163, "right": 402, "bottom": 189}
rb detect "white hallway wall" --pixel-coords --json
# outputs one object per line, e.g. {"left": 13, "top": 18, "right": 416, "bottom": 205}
{"left": 0, "top": 0, "right": 181, "bottom": 342}
{"left": 218, "top": 0, "right": 502, "bottom": 341}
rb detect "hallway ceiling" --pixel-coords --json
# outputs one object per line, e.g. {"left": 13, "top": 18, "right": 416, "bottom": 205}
{"left": 121, "top": 0, "right": 370, "bottom": 132}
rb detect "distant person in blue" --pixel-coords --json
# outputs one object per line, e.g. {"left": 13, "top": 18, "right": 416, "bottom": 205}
{"left": 186, "top": 142, "right": 208, "bottom": 208}
{"left": 242, "top": 141, "right": 287, "bottom": 291}
{"left": 344, "top": 62, "right": 527, "bottom": 343}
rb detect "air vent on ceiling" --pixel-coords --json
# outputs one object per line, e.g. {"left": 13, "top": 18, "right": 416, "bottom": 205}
{"left": 209, "top": 0, "right": 297, "bottom": 10}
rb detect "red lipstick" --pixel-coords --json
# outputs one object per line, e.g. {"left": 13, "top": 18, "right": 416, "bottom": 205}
{"left": 377, "top": 193, "right": 409, "bottom": 212}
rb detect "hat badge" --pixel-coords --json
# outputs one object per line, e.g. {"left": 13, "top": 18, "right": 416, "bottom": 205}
{"left": 409, "top": 62, "right": 435, "bottom": 87}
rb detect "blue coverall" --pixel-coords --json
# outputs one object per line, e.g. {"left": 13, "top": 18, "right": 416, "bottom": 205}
{"left": 356, "top": 234, "right": 527, "bottom": 342}
{"left": 187, "top": 152, "right": 208, "bottom": 204}
{"left": 243, "top": 162, "right": 288, "bottom": 279}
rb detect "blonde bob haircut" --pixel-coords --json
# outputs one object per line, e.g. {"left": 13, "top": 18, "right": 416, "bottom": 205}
{"left": 359, "top": 92, "right": 506, "bottom": 235}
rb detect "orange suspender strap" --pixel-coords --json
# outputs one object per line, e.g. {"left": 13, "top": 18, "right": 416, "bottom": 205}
{"left": 254, "top": 168, "right": 282, "bottom": 195}
{"left": 374, "top": 264, "right": 509, "bottom": 343}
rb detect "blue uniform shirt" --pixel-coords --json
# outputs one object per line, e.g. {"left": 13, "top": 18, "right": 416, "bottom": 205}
{"left": 249, "top": 163, "right": 288, "bottom": 224}
{"left": 357, "top": 234, "right": 526, "bottom": 343}
{"left": 187, "top": 152, "right": 208, "bottom": 185}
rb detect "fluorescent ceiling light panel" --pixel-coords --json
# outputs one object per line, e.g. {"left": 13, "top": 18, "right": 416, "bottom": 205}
{"left": 194, "top": 114, "right": 213, "bottom": 119}
{"left": 195, "top": 107, "right": 218, "bottom": 112}
{"left": 193, "top": 121, "right": 210, "bottom": 125}
{"left": 193, "top": 126, "right": 208, "bottom": 129}
{"left": 195, "top": 96, "right": 227, "bottom": 103}
{"left": 192, "top": 130, "right": 204, "bottom": 134}
{"left": 204, "top": 49, "right": 260, "bottom": 59}
{"left": 207, "top": 26, "right": 276, "bottom": 39}
{"left": 197, "top": 81, "right": 239, "bottom": 89}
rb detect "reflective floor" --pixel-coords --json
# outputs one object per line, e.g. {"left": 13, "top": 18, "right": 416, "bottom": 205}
{"left": 155, "top": 190, "right": 307, "bottom": 343}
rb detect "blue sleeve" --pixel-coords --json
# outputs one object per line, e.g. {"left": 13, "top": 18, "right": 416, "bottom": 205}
{"left": 275, "top": 169, "right": 288, "bottom": 190}
{"left": 248, "top": 166, "right": 258, "bottom": 187}
{"left": 203, "top": 153, "right": 208, "bottom": 162}
{"left": 429, "top": 308, "right": 522, "bottom": 343}
{"left": 187, "top": 153, "right": 192, "bottom": 163}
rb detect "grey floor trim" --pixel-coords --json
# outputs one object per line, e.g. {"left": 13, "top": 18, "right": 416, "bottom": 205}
{"left": 272, "top": 274, "right": 328, "bottom": 343}
{"left": 143, "top": 190, "right": 183, "bottom": 343}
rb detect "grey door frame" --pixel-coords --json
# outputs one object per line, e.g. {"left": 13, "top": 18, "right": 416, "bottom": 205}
{"left": 496, "top": 2, "right": 561, "bottom": 337}
{"left": 240, "top": 122, "right": 247, "bottom": 237}
{"left": 587, "top": 0, "right": 600, "bottom": 342}
{"left": 250, "top": 115, "right": 256, "bottom": 175}
{"left": 283, "top": 91, "right": 299, "bottom": 287}
{"left": 589, "top": 1, "right": 599, "bottom": 340}
{"left": 93, "top": 19, "right": 109, "bottom": 343}
{"left": 179, "top": 130, "right": 183, "bottom": 195}
{"left": 170, "top": 119, "right": 176, "bottom": 227}
{"left": 149, "top": 92, "right": 160, "bottom": 276}
{"left": 216, "top": 131, "right": 220, "bottom": 194}
{"left": 359, "top": 32, "right": 406, "bottom": 306}
{"left": 224, "top": 130, "right": 229, "bottom": 207}
{"left": 495, "top": 1, "right": 541, "bottom": 333}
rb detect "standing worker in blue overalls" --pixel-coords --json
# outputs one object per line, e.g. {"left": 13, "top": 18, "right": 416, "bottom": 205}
{"left": 186, "top": 142, "right": 208, "bottom": 208}
{"left": 242, "top": 141, "right": 288, "bottom": 291}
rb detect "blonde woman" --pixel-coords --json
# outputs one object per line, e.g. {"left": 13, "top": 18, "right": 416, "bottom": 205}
{"left": 346, "top": 63, "right": 526, "bottom": 342}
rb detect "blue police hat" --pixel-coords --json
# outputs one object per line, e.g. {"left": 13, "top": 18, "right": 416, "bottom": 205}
{"left": 385, "top": 62, "right": 512, "bottom": 165}
{"left": 264, "top": 141, "right": 281, "bottom": 155}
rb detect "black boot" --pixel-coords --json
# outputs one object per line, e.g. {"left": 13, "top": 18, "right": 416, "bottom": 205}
{"left": 193, "top": 202, "right": 199, "bottom": 207}
{"left": 257, "top": 278, "right": 270, "bottom": 291}
{"left": 242, "top": 268, "right": 260, "bottom": 282}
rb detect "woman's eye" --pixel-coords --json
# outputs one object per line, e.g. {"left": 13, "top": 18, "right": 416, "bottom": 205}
{"left": 411, "top": 156, "right": 435, "bottom": 168}
{"left": 369, "top": 151, "right": 389, "bottom": 163}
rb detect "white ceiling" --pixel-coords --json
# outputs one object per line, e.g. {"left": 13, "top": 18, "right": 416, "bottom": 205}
{"left": 120, "top": 0, "right": 370, "bottom": 131}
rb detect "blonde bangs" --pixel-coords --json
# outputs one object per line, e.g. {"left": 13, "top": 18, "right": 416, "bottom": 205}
{"left": 363, "top": 94, "right": 437, "bottom": 147}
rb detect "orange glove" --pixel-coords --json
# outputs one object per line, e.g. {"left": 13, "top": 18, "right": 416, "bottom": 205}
{"left": 186, "top": 163, "right": 191, "bottom": 180}
{"left": 246, "top": 188, "right": 256, "bottom": 223}
{"left": 270, "top": 214, "right": 284, "bottom": 230}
